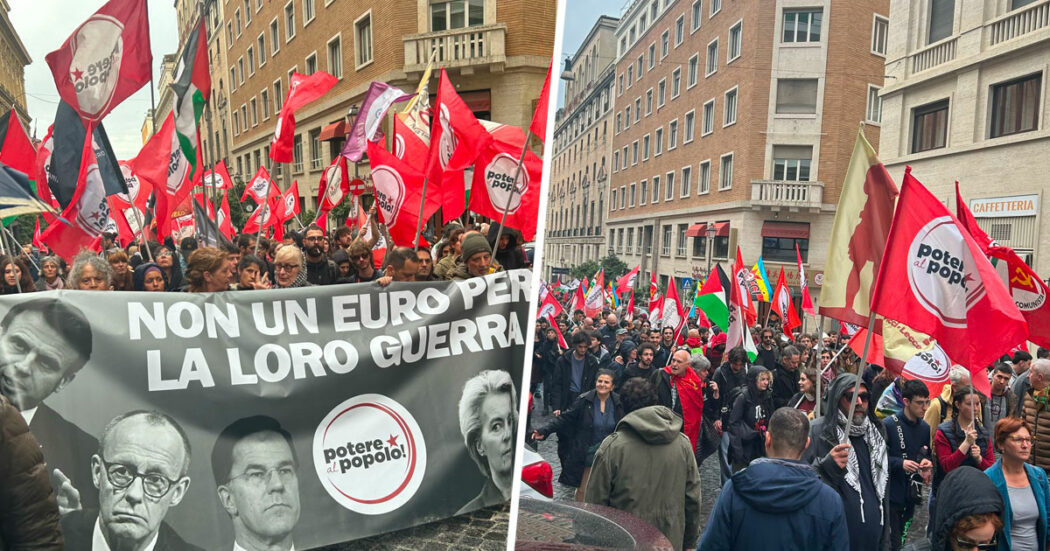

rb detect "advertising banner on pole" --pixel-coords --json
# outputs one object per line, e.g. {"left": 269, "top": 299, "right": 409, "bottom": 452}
{"left": 1, "top": 271, "right": 530, "bottom": 550}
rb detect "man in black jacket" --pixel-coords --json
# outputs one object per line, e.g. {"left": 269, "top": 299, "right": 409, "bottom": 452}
{"left": 882, "top": 379, "right": 932, "bottom": 551}
{"left": 803, "top": 373, "right": 889, "bottom": 551}
{"left": 551, "top": 332, "right": 600, "bottom": 415}
{"left": 302, "top": 225, "right": 338, "bottom": 285}
{"left": 771, "top": 346, "right": 802, "bottom": 409}
{"left": 712, "top": 346, "right": 751, "bottom": 483}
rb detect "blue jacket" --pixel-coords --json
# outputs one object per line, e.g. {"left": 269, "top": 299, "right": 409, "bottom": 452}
{"left": 985, "top": 459, "right": 1050, "bottom": 551}
{"left": 883, "top": 413, "right": 931, "bottom": 507}
{"left": 698, "top": 457, "right": 848, "bottom": 550}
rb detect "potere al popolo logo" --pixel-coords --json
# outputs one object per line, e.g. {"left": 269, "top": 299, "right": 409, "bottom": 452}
{"left": 314, "top": 394, "right": 426, "bottom": 515}
{"left": 371, "top": 166, "right": 406, "bottom": 227}
{"left": 902, "top": 344, "right": 951, "bottom": 384}
{"left": 484, "top": 153, "right": 527, "bottom": 214}
{"left": 69, "top": 15, "right": 124, "bottom": 120}
{"left": 906, "top": 217, "right": 985, "bottom": 328}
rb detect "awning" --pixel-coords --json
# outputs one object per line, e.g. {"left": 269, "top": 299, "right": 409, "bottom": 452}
{"left": 687, "top": 222, "right": 730, "bottom": 237}
{"left": 762, "top": 221, "right": 810, "bottom": 239}
{"left": 319, "top": 120, "right": 348, "bottom": 141}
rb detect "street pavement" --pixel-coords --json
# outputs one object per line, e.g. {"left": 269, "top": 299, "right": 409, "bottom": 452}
{"left": 317, "top": 504, "right": 510, "bottom": 550}
{"left": 529, "top": 404, "right": 930, "bottom": 546}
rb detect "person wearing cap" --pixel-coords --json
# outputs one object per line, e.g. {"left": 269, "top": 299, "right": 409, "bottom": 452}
{"left": 447, "top": 231, "right": 502, "bottom": 280}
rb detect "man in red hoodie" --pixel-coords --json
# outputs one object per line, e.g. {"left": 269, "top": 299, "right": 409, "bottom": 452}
{"left": 651, "top": 348, "right": 706, "bottom": 451}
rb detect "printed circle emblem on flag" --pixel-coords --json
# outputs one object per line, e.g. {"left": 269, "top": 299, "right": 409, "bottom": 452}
{"left": 313, "top": 394, "right": 426, "bottom": 515}
{"left": 69, "top": 15, "right": 125, "bottom": 120}
{"left": 1006, "top": 262, "right": 1047, "bottom": 311}
{"left": 324, "top": 165, "right": 344, "bottom": 202}
{"left": 777, "top": 287, "right": 791, "bottom": 317}
{"left": 438, "top": 104, "right": 457, "bottom": 169}
{"left": 901, "top": 344, "right": 951, "bottom": 384}
{"left": 118, "top": 163, "right": 139, "bottom": 204}
{"left": 907, "top": 216, "right": 986, "bottom": 328}
{"left": 371, "top": 166, "right": 406, "bottom": 227}
{"left": 484, "top": 153, "right": 527, "bottom": 214}
{"left": 75, "top": 164, "right": 109, "bottom": 236}
{"left": 539, "top": 303, "right": 555, "bottom": 320}
{"left": 394, "top": 135, "right": 406, "bottom": 159}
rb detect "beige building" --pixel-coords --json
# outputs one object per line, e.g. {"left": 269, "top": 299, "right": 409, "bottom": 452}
{"left": 0, "top": 0, "right": 31, "bottom": 125}
{"left": 604, "top": 0, "right": 888, "bottom": 314}
{"left": 223, "top": 0, "right": 555, "bottom": 212}
{"left": 545, "top": 15, "right": 619, "bottom": 280}
{"left": 880, "top": 0, "right": 1050, "bottom": 276}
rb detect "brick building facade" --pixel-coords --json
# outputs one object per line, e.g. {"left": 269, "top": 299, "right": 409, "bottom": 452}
{"left": 0, "top": 0, "right": 31, "bottom": 125}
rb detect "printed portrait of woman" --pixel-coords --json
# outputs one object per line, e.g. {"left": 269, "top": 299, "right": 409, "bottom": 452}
{"left": 457, "top": 369, "right": 517, "bottom": 514}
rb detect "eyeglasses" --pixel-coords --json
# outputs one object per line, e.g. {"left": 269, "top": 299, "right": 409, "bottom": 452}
{"left": 954, "top": 536, "right": 997, "bottom": 550}
{"left": 229, "top": 465, "right": 297, "bottom": 488}
{"left": 351, "top": 253, "right": 370, "bottom": 261}
{"left": 844, "top": 391, "right": 870, "bottom": 402}
{"left": 157, "top": 251, "right": 173, "bottom": 257}
{"left": 274, "top": 263, "right": 299, "bottom": 272}
{"left": 99, "top": 457, "right": 181, "bottom": 499}
{"left": 302, "top": 236, "right": 322, "bottom": 242}
{"left": 1008, "top": 436, "right": 1033, "bottom": 445}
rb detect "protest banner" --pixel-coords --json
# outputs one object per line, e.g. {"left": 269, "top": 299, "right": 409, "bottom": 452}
{"left": 1, "top": 271, "right": 529, "bottom": 549}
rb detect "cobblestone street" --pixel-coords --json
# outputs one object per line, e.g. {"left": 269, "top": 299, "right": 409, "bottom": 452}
{"left": 318, "top": 504, "right": 510, "bottom": 551}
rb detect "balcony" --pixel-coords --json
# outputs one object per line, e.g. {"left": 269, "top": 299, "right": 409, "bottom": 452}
{"left": 404, "top": 24, "right": 507, "bottom": 75}
{"left": 910, "top": 37, "right": 957, "bottom": 73}
{"left": 988, "top": 0, "right": 1050, "bottom": 46}
{"left": 750, "top": 180, "right": 824, "bottom": 211}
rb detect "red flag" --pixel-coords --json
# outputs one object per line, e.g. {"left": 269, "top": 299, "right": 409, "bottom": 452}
{"left": 130, "top": 112, "right": 191, "bottom": 236}
{"left": 660, "top": 277, "right": 685, "bottom": 335}
{"left": 366, "top": 141, "right": 440, "bottom": 247}
{"left": 0, "top": 109, "right": 36, "bottom": 176}
{"left": 32, "top": 217, "right": 44, "bottom": 250}
{"left": 270, "top": 72, "right": 338, "bottom": 162}
{"left": 317, "top": 156, "right": 349, "bottom": 211}
{"left": 204, "top": 160, "right": 234, "bottom": 190}
{"left": 33, "top": 126, "right": 60, "bottom": 217}
{"left": 393, "top": 114, "right": 428, "bottom": 169}
{"left": 771, "top": 267, "right": 802, "bottom": 339}
{"left": 45, "top": 0, "right": 151, "bottom": 124}
{"left": 40, "top": 135, "right": 109, "bottom": 259}
{"left": 277, "top": 181, "right": 301, "bottom": 223}
{"left": 956, "top": 183, "right": 1050, "bottom": 349}
{"left": 243, "top": 195, "right": 279, "bottom": 234}
{"left": 871, "top": 169, "right": 1027, "bottom": 372}
{"left": 796, "top": 243, "right": 816, "bottom": 315}
{"left": 468, "top": 140, "right": 543, "bottom": 241}
{"left": 537, "top": 283, "right": 565, "bottom": 320}
{"left": 107, "top": 196, "right": 136, "bottom": 245}
{"left": 617, "top": 265, "right": 640, "bottom": 294}
{"left": 625, "top": 291, "right": 635, "bottom": 321}
{"left": 218, "top": 190, "right": 234, "bottom": 239}
{"left": 572, "top": 284, "right": 586, "bottom": 313}
{"left": 732, "top": 248, "right": 757, "bottom": 326}
{"left": 648, "top": 272, "right": 662, "bottom": 320}
{"left": 848, "top": 329, "right": 886, "bottom": 367}
{"left": 242, "top": 165, "right": 279, "bottom": 204}
{"left": 529, "top": 62, "right": 552, "bottom": 142}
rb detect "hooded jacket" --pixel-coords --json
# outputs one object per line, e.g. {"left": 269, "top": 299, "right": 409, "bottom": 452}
{"left": 699, "top": 457, "right": 849, "bottom": 550}
{"left": 487, "top": 226, "right": 526, "bottom": 271}
{"left": 802, "top": 372, "right": 890, "bottom": 551}
{"left": 728, "top": 365, "right": 773, "bottom": 467}
{"left": 901, "top": 466, "right": 1004, "bottom": 551}
{"left": 584, "top": 405, "right": 701, "bottom": 551}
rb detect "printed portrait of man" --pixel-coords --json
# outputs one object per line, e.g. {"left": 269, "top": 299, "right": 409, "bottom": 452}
{"left": 60, "top": 410, "right": 203, "bottom": 551}
{"left": 211, "top": 415, "right": 301, "bottom": 551}
{"left": 0, "top": 297, "right": 99, "bottom": 508}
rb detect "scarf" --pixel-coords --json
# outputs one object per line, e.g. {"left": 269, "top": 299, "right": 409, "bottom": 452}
{"left": 835, "top": 409, "right": 888, "bottom": 524}
{"left": 665, "top": 366, "right": 704, "bottom": 451}
{"left": 44, "top": 277, "right": 64, "bottom": 290}
{"left": 1033, "top": 384, "right": 1050, "bottom": 409}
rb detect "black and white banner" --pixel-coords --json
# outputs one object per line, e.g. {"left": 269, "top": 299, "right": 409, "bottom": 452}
{"left": 0, "top": 271, "right": 530, "bottom": 550}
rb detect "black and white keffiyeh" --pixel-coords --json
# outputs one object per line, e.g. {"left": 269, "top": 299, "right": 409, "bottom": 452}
{"left": 835, "top": 409, "right": 888, "bottom": 522}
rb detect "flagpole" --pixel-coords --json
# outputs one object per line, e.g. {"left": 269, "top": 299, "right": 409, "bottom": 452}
{"left": 2, "top": 227, "right": 39, "bottom": 273}
{"left": 413, "top": 176, "right": 429, "bottom": 251}
{"left": 813, "top": 314, "right": 826, "bottom": 417}
{"left": 843, "top": 312, "right": 878, "bottom": 440}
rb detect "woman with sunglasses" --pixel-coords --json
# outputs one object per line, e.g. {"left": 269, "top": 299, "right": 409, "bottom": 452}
{"left": 984, "top": 417, "right": 1050, "bottom": 550}
{"left": 902, "top": 466, "right": 1005, "bottom": 551}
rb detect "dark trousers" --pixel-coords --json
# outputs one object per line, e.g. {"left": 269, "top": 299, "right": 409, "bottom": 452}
{"left": 888, "top": 502, "right": 915, "bottom": 551}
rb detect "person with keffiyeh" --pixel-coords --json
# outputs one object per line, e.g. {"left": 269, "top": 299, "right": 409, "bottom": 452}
{"left": 803, "top": 372, "right": 890, "bottom": 551}
{"left": 651, "top": 348, "right": 706, "bottom": 452}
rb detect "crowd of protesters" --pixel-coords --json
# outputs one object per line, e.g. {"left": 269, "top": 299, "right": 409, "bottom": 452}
{"left": 0, "top": 217, "right": 530, "bottom": 547}
{"left": 530, "top": 293, "right": 1050, "bottom": 550}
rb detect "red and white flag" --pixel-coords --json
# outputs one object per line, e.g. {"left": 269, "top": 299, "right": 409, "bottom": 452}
{"left": 130, "top": 111, "right": 191, "bottom": 236}
{"left": 242, "top": 165, "right": 279, "bottom": 204}
{"left": 366, "top": 140, "right": 440, "bottom": 247}
{"left": 538, "top": 282, "right": 565, "bottom": 321}
{"left": 584, "top": 269, "right": 604, "bottom": 318}
{"left": 393, "top": 115, "right": 428, "bottom": 168}
{"left": 45, "top": 0, "right": 151, "bottom": 123}
{"left": 617, "top": 265, "right": 640, "bottom": 294}
{"left": 468, "top": 139, "right": 543, "bottom": 241}
{"left": 270, "top": 72, "right": 338, "bottom": 162}
{"left": 871, "top": 168, "right": 1027, "bottom": 371}
{"left": 203, "top": 160, "right": 234, "bottom": 190}
{"left": 733, "top": 248, "right": 757, "bottom": 326}
{"left": 956, "top": 183, "right": 1050, "bottom": 349}
{"left": 529, "top": 62, "right": 552, "bottom": 142}
{"left": 39, "top": 136, "right": 108, "bottom": 259}
{"left": 648, "top": 272, "right": 662, "bottom": 320}
{"left": 242, "top": 195, "right": 279, "bottom": 234}
{"left": 571, "top": 284, "right": 586, "bottom": 313}
{"left": 771, "top": 267, "right": 802, "bottom": 340}
{"left": 796, "top": 243, "right": 816, "bottom": 315}
{"left": 218, "top": 190, "right": 235, "bottom": 239}
{"left": 660, "top": 277, "right": 685, "bottom": 335}
{"left": 276, "top": 181, "right": 300, "bottom": 223}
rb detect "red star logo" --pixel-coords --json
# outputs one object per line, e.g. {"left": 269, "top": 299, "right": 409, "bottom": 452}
{"left": 88, "top": 211, "right": 102, "bottom": 222}
{"left": 386, "top": 434, "right": 399, "bottom": 447}
{"left": 72, "top": 68, "right": 84, "bottom": 81}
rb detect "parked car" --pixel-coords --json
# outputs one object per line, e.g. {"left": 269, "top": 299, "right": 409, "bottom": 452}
{"left": 514, "top": 497, "right": 675, "bottom": 550}
{"left": 519, "top": 446, "right": 553, "bottom": 499}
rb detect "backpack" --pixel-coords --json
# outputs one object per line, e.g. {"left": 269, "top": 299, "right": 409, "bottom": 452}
{"left": 937, "top": 396, "right": 949, "bottom": 424}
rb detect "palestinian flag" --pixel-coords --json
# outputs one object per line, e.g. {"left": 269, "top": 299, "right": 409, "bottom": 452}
{"left": 0, "top": 109, "right": 35, "bottom": 177}
{"left": 695, "top": 264, "right": 731, "bottom": 331}
{"left": 171, "top": 17, "right": 211, "bottom": 181}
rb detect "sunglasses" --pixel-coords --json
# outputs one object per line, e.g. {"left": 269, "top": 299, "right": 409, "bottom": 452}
{"left": 351, "top": 253, "right": 370, "bottom": 261}
{"left": 954, "top": 536, "right": 997, "bottom": 551}
{"left": 843, "top": 391, "right": 870, "bottom": 402}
